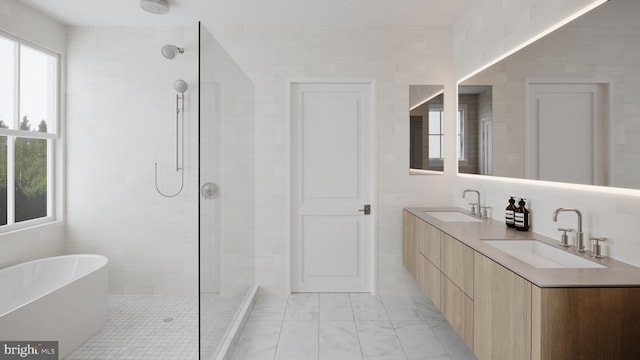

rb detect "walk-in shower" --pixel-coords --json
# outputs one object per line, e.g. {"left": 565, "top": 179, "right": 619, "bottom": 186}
{"left": 65, "top": 25, "right": 256, "bottom": 360}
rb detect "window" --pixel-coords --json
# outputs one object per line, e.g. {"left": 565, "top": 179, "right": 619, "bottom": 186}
{"left": 458, "top": 105, "right": 467, "bottom": 161}
{"left": 428, "top": 106, "right": 444, "bottom": 159}
{"left": 0, "top": 32, "right": 58, "bottom": 229}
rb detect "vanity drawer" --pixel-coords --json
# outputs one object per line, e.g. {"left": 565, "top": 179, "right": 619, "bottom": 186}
{"left": 441, "top": 232, "right": 474, "bottom": 298}
{"left": 416, "top": 220, "right": 441, "bottom": 267}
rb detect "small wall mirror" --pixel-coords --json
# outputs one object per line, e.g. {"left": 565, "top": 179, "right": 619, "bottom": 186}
{"left": 409, "top": 85, "right": 444, "bottom": 174}
{"left": 457, "top": 0, "right": 640, "bottom": 189}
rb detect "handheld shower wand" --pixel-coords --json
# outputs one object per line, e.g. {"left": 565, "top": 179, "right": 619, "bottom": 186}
{"left": 155, "top": 79, "right": 188, "bottom": 198}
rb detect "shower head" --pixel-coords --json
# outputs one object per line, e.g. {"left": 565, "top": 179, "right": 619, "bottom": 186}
{"left": 141, "top": 0, "right": 169, "bottom": 14}
{"left": 161, "top": 44, "right": 184, "bottom": 60}
{"left": 174, "top": 79, "right": 188, "bottom": 93}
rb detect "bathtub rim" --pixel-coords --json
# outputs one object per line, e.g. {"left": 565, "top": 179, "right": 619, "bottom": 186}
{"left": 0, "top": 253, "right": 108, "bottom": 318}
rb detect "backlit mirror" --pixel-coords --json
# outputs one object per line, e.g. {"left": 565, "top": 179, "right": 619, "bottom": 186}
{"left": 458, "top": 0, "right": 640, "bottom": 189}
{"left": 409, "top": 85, "right": 444, "bottom": 174}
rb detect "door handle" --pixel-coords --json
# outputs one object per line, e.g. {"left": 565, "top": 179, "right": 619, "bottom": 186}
{"left": 358, "top": 205, "right": 371, "bottom": 215}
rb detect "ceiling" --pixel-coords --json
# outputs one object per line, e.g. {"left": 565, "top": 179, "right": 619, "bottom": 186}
{"left": 18, "top": 0, "right": 473, "bottom": 27}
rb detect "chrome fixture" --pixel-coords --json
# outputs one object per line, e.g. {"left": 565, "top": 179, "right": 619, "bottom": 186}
{"left": 161, "top": 44, "right": 184, "bottom": 60}
{"left": 174, "top": 79, "right": 188, "bottom": 93}
{"left": 200, "top": 182, "right": 219, "bottom": 200}
{"left": 155, "top": 79, "right": 188, "bottom": 198}
{"left": 463, "top": 189, "right": 482, "bottom": 217}
{"left": 553, "top": 208, "right": 586, "bottom": 252}
{"left": 589, "top": 236, "right": 607, "bottom": 258}
{"left": 140, "top": 0, "right": 169, "bottom": 14}
{"left": 556, "top": 227, "right": 574, "bottom": 247}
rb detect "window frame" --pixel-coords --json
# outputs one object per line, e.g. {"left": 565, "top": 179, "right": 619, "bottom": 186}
{"left": 427, "top": 104, "right": 444, "bottom": 161}
{"left": 458, "top": 104, "right": 468, "bottom": 162}
{"left": 0, "top": 30, "right": 59, "bottom": 232}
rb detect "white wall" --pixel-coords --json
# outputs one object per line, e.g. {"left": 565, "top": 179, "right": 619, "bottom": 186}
{"left": 207, "top": 25, "right": 456, "bottom": 294}
{"left": 453, "top": 0, "right": 604, "bottom": 81}
{"left": 0, "top": 0, "right": 66, "bottom": 269}
{"left": 0, "top": 0, "right": 65, "bottom": 54}
{"left": 452, "top": 0, "right": 640, "bottom": 267}
{"left": 65, "top": 26, "right": 199, "bottom": 294}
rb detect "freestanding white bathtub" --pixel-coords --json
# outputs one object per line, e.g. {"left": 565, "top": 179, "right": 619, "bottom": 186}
{"left": 0, "top": 254, "right": 108, "bottom": 359}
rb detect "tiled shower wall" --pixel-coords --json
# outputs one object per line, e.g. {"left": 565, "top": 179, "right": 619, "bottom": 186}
{"left": 207, "top": 25, "right": 458, "bottom": 294}
{"left": 65, "top": 26, "right": 199, "bottom": 294}
{"left": 452, "top": 0, "right": 640, "bottom": 267}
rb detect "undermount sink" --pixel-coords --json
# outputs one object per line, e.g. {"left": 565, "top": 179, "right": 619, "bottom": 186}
{"left": 483, "top": 240, "right": 606, "bottom": 269}
{"left": 423, "top": 211, "right": 483, "bottom": 222}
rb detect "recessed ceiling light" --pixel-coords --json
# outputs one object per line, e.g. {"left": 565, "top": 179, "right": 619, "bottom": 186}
{"left": 140, "top": 0, "right": 170, "bottom": 15}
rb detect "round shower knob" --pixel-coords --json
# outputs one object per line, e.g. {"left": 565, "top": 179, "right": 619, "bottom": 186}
{"left": 200, "top": 182, "right": 219, "bottom": 199}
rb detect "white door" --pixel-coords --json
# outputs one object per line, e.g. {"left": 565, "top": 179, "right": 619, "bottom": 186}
{"left": 291, "top": 82, "right": 374, "bottom": 293}
{"left": 527, "top": 83, "right": 608, "bottom": 186}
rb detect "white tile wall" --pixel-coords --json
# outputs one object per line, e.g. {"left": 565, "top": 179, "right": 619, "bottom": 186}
{"left": 452, "top": 0, "right": 640, "bottom": 268}
{"left": 206, "top": 24, "right": 457, "bottom": 294}
{"left": 0, "top": 222, "right": 65, "bottom": 269}
{"left": 65, "top": 26, "right": 199, "bottom": 294}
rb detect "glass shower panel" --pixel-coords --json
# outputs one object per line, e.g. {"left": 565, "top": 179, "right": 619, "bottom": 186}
{"left": 199, "top": 23, "right": 255, "bottom": 360}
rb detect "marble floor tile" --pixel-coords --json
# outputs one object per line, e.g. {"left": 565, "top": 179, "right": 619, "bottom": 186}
{"left": 275, "top": 320, "right": 319, "bottom": 360}
{"left": 319, "top": 293, "right": 354, "bottom": 321}
{"left": 381, "top": 295, "right": 423, "bottom": 321}
{"left": 350, "top": 294, "right": 390, "bottom": 321}
{"left": 414, "top": 299, "right": 446, "bottom": 326}
{"left": 393, "top": 320, "right": 448, "bottom": 360}
{"left": 230, "top": 320, "right": 282, "bottom": 360}
{"left": 249, "top": 294, "right": 289, "bottom": 321}
{"left": 284, "top": 293, "right": 320, "bottom": 321}
{"left": 432, "top": 321, "right": 476, "bottom": 360}
{"left": 231, "top": 292, "right": 474, "bottom": 360}
{"left": 319, "top": 321, "right": 363, "bottom": 360}
{"left": 356, "top": 320, "right": 407, "bottom": 360}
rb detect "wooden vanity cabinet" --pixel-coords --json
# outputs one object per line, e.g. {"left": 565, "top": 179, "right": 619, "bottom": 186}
{"left": 531, "top": 286, "right": 640, "bottom": 359}
{"left": 402, "top": 210, "right": 418, "bottom": 278}
{"left": 474, "top": 252, "right": 532, "bottom": 360}
{"left": 404, "top": 210, "right": 640, "bottom": 360}
{"left": 474, "top": 249, "right": 640, "bottom": 360}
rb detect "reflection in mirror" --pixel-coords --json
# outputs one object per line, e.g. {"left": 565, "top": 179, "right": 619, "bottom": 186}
{"left": 458, "top": 0, "right": 640, "bottom": 189}
{"left": 457, "top": 85, "right": 492, "bottom": 175}
{"left": 409, "top": 85, "right": 444, "bottom": 173}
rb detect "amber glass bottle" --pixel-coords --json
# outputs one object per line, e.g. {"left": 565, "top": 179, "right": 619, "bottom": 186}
{"left": 514, "top": 198, "right": 529, "bottom": 231}
{"left": 505, "top": 196, "right": 517, "bottom": 228}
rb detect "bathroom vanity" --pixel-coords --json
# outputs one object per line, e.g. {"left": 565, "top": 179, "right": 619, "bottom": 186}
{"left": 403, "top": 208, "right": 640, "bottom": 360}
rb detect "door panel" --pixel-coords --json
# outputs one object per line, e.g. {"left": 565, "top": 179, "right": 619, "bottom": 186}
{"left": 528, "top": 83, "right": 608, "bottom": 185}
{"left": 291, "top": 82, "right": 374, "bottom": 293}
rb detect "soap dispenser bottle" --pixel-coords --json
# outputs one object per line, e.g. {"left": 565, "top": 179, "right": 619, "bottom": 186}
{"left": 505, "top": 196, "right": 517, "bottom": 228}
{"left": 515, "top": 198, "right": 530, "bottom": 231}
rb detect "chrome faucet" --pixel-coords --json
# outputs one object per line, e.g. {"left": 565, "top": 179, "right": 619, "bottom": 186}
{"left": 553, "top": 208, "right": 586, "bottom": 252}
{"left": 463, "top": 189, "right": 481, "bottom": 216}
